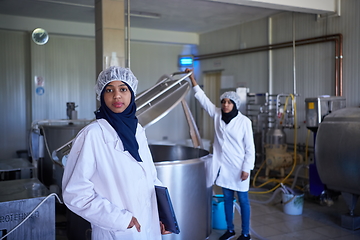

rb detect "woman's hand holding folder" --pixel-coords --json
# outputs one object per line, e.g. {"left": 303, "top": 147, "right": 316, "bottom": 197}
{"left": 160, "top": 221, "right": 172, "bottom": 235}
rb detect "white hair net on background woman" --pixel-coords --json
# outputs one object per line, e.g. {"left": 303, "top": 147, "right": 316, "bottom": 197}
{"left": 94, "top": 66, "right": 139, "bottom": 101}
{"left": 220, "top": 91, "right": 242, "bottom": 110}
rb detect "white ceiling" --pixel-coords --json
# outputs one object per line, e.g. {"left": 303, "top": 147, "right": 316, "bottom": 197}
{"left": 0, "top": 0, "right": 282, "bottom": 33}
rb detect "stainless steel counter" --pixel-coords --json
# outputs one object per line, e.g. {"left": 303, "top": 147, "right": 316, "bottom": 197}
{"left": 0, "top": 178, "right": 55, "bottom": 240}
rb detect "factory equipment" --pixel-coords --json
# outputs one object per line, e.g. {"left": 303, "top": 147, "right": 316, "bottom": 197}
{"left": 246, "top": 93, "right": 268, "bottom": 161}
{"left": 150, "top": 145, "right": 212, "bottom": 240}
{"left": 30, "top": 119, "right": 92, "bottom": 188}
{"left": 0, "top": 178, "right": 55, "bottom": 240}
{"left": 315, "top": 107, "right": 360, "bottom": 230}
{"left": 305, "top": 96, "right": 346, "bottom": 196}
{"left": 305, "top": 96, "right": 346, "bottom": 131}
{"left": 0, "top": 158, "right": 34, "bottom": 180}
{"left": 66, "top": 102, "right": 78, "bottom": 120}
{"left": 248, "top": 93, "right": 301, "bottom": 180}
{"left": 264, "top": 123, "right": 303, "bottom": 179}
{"left": 132, "top": 71, "right": 213, "bottom": 239}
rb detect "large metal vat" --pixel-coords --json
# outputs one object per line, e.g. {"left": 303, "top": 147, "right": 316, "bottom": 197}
{"left": 315, "top": 108, "right": 360, "bottom": 195}
{"left": 315, "top": 107, "right": 360, "bottom": 229}
{"left": 150, "top": 144, "right": 212, "bottom": 240}
{"left": 33, "top": 120, "right": 90, "bottom": 187}
{"left": 139, "top": 72, "right": 212, "bottom": 239}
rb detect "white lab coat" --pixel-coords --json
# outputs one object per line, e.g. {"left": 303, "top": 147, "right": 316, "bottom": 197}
{"left": 62, "top": 119, "right": 163, "bottom": 240}
{"left": 193, "top": 85, "right": 255, "bottom": 192}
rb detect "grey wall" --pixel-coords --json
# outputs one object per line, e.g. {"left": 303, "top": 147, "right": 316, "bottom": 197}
{"left": 0, "top": 30, "right": 96, "bottom": 159}
{"left": 30, "top": 34, "right": 96, "bottom": 121}
{"left": 0, "top": 30, "right": 30, "bottom": 159}
{"left": 0, "top": 29, "right": 194, "bottom": 158}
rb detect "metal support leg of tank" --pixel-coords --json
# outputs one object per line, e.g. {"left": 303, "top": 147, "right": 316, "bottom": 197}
{"left": 340, "top": 192, "right": 360, "bottom": 230}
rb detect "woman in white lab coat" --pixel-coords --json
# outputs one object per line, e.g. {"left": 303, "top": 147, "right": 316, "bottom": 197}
{"left": 62, "top": 66, "right": 170, "bottom": 240}
{"left": 186, "top": 69, "right": 255, "bottom": 240}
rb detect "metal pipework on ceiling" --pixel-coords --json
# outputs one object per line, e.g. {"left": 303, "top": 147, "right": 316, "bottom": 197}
{"left": 194, "top": 34, "right": 343, "bottom": 96}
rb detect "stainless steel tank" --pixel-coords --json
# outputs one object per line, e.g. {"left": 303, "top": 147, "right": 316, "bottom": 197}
{"left": 137, "top": 72, "right": 213, "bottom": 238}
{"left": 315, "top": 108, "right": 360, "bottom": 230}
{"left": 37, "top": 121, "right": 89, "bottom": 187}
{"left": 149, "top": 144, "right": 212, "bottom": 240}
{"left": 315, "top": 108, "right": 360, "bottom": 195}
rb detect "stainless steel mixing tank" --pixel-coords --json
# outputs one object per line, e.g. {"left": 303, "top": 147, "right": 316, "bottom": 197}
{"left": 150, "top": 144, "right": 212, "bottom": 240}
{"left": 315, "top": 107, "right": 360, "bottom": 230}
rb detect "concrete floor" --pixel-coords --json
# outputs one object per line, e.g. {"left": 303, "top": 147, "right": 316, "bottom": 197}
{"left": 55, "top": 186, "right": 360, "bottom": 240}
{"left": 208, "top": 186, "right": 360, "bottom": 240}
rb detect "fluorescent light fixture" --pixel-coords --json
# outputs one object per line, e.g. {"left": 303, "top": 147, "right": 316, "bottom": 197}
{"left": 38, "top": 0, "right": 94, "bottom": 8}
{"left": 178, "top": 55, "right": 194, "bottom": 67}
{"left": 37, "top": 0, "right": 161, "bottom": 19}
{"left": 126, "top": 11, "right": 161, "bottom": 19}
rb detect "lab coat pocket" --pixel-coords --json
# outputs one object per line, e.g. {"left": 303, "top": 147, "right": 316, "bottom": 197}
{"left": 108, "top": 227, "right": 139, "bottom": 239}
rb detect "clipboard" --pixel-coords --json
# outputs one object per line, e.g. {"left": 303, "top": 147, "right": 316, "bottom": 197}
{"left": 155, "top": 185, "right": 180, "bottom": 234}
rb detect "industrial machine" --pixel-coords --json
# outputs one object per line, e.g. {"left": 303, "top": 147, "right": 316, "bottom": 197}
{"left": 0, "top": 179, "right": 54, "bottom": 240}
{"left": 315, "top": 107, "right": 360, "bottom": 230}
{"left": 135, "top": 71, "right": 213, "bottom": 240}
{"left": 150, "top": 145, "right": 212, "bottom": 240}
{"left": 247, "top": 92, "right": 302, "bottom": 180}
{"left": 30, "top": 118, "right": 91, "bottom": 188}
{"left": 305, "top": 96, "right": 346, "bottom": 196}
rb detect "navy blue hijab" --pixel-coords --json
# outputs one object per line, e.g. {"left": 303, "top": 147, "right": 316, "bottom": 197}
{"left": 95, "top": 82, "right": 142, "bottom": 162}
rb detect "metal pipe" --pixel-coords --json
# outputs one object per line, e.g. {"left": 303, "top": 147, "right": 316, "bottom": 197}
{"left": 292, "top": 13, "right": 296, "bottom": 96}
{"left": 338, "top": 34, "right": 343, "bottom": 96}
{"left": 268, "top": 17, "right": 273, "bottom": 95}
{"left": 194, "top": 34, "right": 343, "bottom": 96}
{"left": 126, "top": 0, "right": 130, "bottom": 68}
{"left": 335, "top": 38, "right": 339, "bottom": 96}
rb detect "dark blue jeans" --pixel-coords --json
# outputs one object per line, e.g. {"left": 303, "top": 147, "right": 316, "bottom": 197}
{"left": 222, "top": 187, "right": 250, "bottom": 235}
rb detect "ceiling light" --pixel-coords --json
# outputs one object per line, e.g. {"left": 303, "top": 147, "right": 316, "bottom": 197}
{"left": 37, "top": 0, "right": 160, "bottom": 19}
{"left": 38, "top": 0, "right": 93, "bottom": 8}
{"left": 125, "top": 11, "right": 161, "bottom": 19}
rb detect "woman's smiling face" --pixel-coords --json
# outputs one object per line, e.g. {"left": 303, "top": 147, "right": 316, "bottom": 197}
{"left": 103, "top": 81, "right": 131, "bottom": 113}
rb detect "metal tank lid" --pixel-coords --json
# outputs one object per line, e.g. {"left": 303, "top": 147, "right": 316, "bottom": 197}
{"left": 135, "top": 72, "right": 192, "bottom": 128}
{"left": 323, "top": 107, "right": 360, "bottom": 121}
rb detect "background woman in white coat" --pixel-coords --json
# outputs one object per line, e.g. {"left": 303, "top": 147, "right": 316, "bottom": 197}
{"left": 62, "top": 66, "right": 170, "bottom": 240}
{"left": 186, "top": 69, "right": 255, "bottom": 240}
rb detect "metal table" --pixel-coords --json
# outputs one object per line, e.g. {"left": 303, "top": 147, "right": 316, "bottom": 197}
{"left": 0, "top": 178, "right": 55, "bottom": 240}
{"left": 0, "top": 158, "right": 34, "bottom": 179}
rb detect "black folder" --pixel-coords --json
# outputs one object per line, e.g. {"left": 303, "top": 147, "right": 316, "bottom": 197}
{"left": 155, "top": 185, "right": 180, "bottom": 234}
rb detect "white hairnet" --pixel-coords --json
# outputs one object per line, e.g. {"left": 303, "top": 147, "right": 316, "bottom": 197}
{"left": 220, "top": 91, "right": 241, "bottom": 110}
{"left": 95, "top": 66, "right": 138, "bottom": 101}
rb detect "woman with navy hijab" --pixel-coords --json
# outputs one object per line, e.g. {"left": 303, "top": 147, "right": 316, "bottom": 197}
{"left": 62, "top": 66, "right": 170, "bottom": 240}
{"left": 185, "top": 68, "right": 255, "bottom": 240}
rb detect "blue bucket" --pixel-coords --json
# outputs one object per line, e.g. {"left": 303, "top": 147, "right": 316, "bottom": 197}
{"left": 212, "top": 195, "right": 235, "bottom": 230}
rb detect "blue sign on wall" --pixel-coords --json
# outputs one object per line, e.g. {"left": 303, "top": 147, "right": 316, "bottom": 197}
{"left": 36, "top": 86, "right": 45, "bottom": 96}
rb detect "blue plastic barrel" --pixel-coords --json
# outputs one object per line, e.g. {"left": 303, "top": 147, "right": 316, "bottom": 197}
{"left": 212, "top": 195, "right": 235, "bottom": 230}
